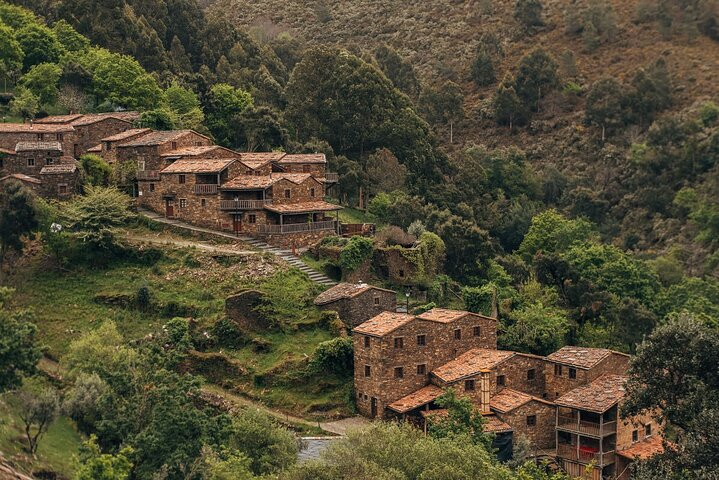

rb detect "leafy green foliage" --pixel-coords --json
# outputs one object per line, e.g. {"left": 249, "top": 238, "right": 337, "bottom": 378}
{"left": 9, "top": 86, "right": 39, "bottom": 120}
{"left": 0, "top": 180, "right": 38, "bottom": 271}
{"left": 0, "top": 288, "right": 42, "bottom": 393}
{"left": 514, "top": 0, "right": 544, "bottom": 29}
{"left": 205, "top": 83, "right": 253, "bottom": 147}
{"left": 79, "top": 154, "right": 112, "bottom": 187}
{"left": 373, "top": 44, "right": 420, "bottom": 98}
{"left": 228, "top": 408, "right": 298, "bottom": 475}
{"left": 518, "top": 209, "right": 595, "bottom": 261}
{"left": 502, "top": 302, "right": 570, "bottom": 355}
{"left": 0, "top": 21, "right": 24, "bottom": 79}
{"left": 254, "top": 269, "right": 320, "bottom": 328}
{"left": 20, "top": 62, "right": 61, "bottom": 105}
{"left": 428, "top": 389, "right": 493, "bottom": 450}
{"left": 338, "top": 236, "right": 374, "bottom": 272}
{"left": 74, "top": 435, "right": 133, "bottom": 480}
{"left": 307, "top": 337, "right": 353, "bottom": 376}
{"left": 15, "top": 22, "right": 64, "bottom": 70}
{"left": 11, "top": 378, "right": 60, "bottom": 455}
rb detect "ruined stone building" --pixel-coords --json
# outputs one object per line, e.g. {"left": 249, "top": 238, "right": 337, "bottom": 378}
{"left": 313, "top": 282, "right": 397, "bottom": 327}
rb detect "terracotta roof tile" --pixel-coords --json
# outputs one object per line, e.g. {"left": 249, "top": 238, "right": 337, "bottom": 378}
{"left": 33, "top": 114, "right": 84, "bottom": 124}
{"left": 0, "top": 123, "right": 74, "bottom": 133}
{"left": 556, "top": 374, "right": 627, "bottom": 413}
{"left": 0, "top": 173, "right": 41, "bottom": 184}
{"left": 240, "top": 152, "right": 287, "bottom": 163}
{"left": 222, "top": 176, "right": 277, "bottom": 189}
{"left": 101, "top": 128, "right": 152, "bottom": 142}
{"left": 547, "top": 346, "right": 627, "bottom": 369}
{"left": 387, "top": 385, "right": 444, "bottom": 413}
{"left": 87, "top": 144, "right": 102, "bottom": 152}
{"left": 432, "top": 349, "right": 516, "bottom": 383}
{"left": 264, "top": 201, "right": 341, "bottom": 214}
{"left": 278, "top": 153, "right": 326, "bottom": 164}
{"left": 161, "top": 145, "right": 240, "bottom": 158}
{"left": 161, "top": 158, "right": 236, "bottom": 174}
{"left": 616, "top": 436, "right": 664, "bottom": 460}
{"left": 272, "top": 173, "right": 318, "bottom": 183}
{"left": 118, "top": 130, "right": 205, "bottom": 147}
{"left": 314, "top": 283, "right": 395, "bottom": 305}
{"left": 490, "top": 388, "right": 535, "bottom": 413}
{"left": 35, "top": 112, "right": 139, "bottom": 125}
{"left": 417, "top": 308, "right": 496, "bottom": 324}
{"left": 40, "top": 164, "right": 77, "bottom": 174}
{"left": 352, "top": 311, "right": 415, "bottom": 337}
{"left": 15, "top": 141, "right": 63, "bottom": 152}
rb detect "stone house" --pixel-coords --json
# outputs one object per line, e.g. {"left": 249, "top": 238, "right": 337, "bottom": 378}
{"left": 545, "top": 346, "right": 630, "bottom": 400}
{"left": 37, "top": 163, "right": 80, "bottom": 198}
{"left": 239, "top": 152, "right": 290, "bottom": 176}
{"left": 555, "top": 374, "right": 661, "bottom": 480}
{"left": 352, "top": 308, "right": 498, "bottom": 418}
{"left": 490, "top": 388, "right": 556, "bottom": 450}
{"left": 0, "top": 173, "right": 42, "bottom": 194}
{"left": 0, "top": 123, "right": 75, "bottom": 153}
{"left": 35, "top": 112, "right": 139, "bottom": 157}
{"left": 313, "top": 282, "right": 397, "bottom": 327}
{"left": 0, "top": 142, "right": 64, "bottom": 178}
{"left": 91, "top": 128, "right": 153, "bottom": 163}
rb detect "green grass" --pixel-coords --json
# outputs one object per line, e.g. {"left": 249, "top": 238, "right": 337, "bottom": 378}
{"left": 338, "top": 206, "right": 376, "bottom": 225}
{"left": 0, "top": 401, "right": 82, "bottom": 478}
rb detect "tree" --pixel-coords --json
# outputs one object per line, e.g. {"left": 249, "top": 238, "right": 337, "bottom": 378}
{"left": 0, "top": 22, "right": 24, "bottom": 89}
{"left": 366, "top": 148, "right": 407, "bottom": 195}
{"left": 419, "top": 81, "right": 464, "bottom": 143}
{"left": 0, "top": 288, "right": 41, "bottom": 393}
{"left": 52, "top": 19, "right": 89, "bottom": 52}
{"left": 164, "top": 82, "right": 205, "bottom": 130}
{"left": 518, "top": 209, "right": 595, "bottom": 261}
{"left": 585, "top": 77, "right": 625, "bottom": 141}
{"left": 373, "top": 44, "right": 420, "bottom": 98}
{"left": 622, "top": 315, "right": 719, "bottom": 477}
{"left": 63, "top": 373, "right": 108, "bottom": 434}
{"left": 471, "top": 48, "right": 496, "bottom": 86}
{"left": 20, "top": 62, "right": 62, "bottom": 105}
{"left": 137, "top": 109, "right": 176, "bottom": 130}
{"left": 58, "top": 84, "right": 90, "bottom": 113}
{"left": 502, "top": 302, "right": 569, "bottom": 355}
{"left": 515, "top": 0, "right": 544, "bottom": 30}
{"left": 74, "top": 435, "right": 133, "bottom": 480}
{"left": 13, "top": 379, "right": 60, "bottom": 455}
{"left": 59, "top": 186, "right": 134, "bottom": 252}
{"left": 228, "top": 408, "right": 298, "bottom": 475}
{"left": 427, "top": 389, "right": 493, "bottom": 450}
{"left": 0, "top": 180, "right": 38, "bottom": 277}
{"left": 205, "top": 83, "right": 253, "bottom": 147}
{"left": 15, "top": 23, "right": 64, "bottom": 70}
{"left": 9, "top": 87, "right": 39, "bottom": 120}
{"left": 79, "top": 154, "right": 112, "bottom": 187}
{"left": 493, "top": 79, "right": 526, "bottom": 128}
{"left": 436, "top": 215, "right": 495, "bottom": 282}
{"left": 236, "top": 106, "right": 288, "bottom": 152}
{"left": 513, "top": 48, "right": 559, "bottom": 112}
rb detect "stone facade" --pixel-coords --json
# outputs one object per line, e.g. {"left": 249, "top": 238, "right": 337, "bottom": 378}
{"left": 225, "top": 290, "right": 269, "bottom": 330}
{"left": 38, "top": 165, "right": 81, "bottom": 199}
{"left": 0, "top": 148, "right": 64, "bottom": 178}
{"left": 545, "top": 351, "right": 630, "bottom": 400}
{"left": 116, "top": 130, "right": 212, "bottom": 173}
{"left": 498, "top": 399, "right": 556, "bottom": 450}
{"left": 0, "top": 124, "right": 75, "bottom": 153}
{"left": 315, "top": 285, "right": 397, "bottom": 327}
{"left": 375, "top": 247, "right": 420, "bottom": 285}
{"left": 71, "top": 117, "right": 134, "bottom": 157}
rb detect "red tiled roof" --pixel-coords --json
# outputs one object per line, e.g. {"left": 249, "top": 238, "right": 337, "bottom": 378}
{"left": 432, "top": 349, "right": 516, "bottom": 383}
{"left": 387, "top": 385, "right": 444, "bottom": 413}
{"left": 0, "top": 123, "right": 74, "bottom": 133}
{"left": 33, "top": 114, "right": 83, "bottom": 124}
{"left": 36, "top": 112, "right": 140, "bottom": 125}
{"left": 419, "top": 410, "right": 512, "bottom": 433}
{"left": 547, "top": 346, "right": 628, "bottom": 369}
{"left": 556, "top": 374, "right": 627, "bottom": 413}
{"left": 264, "top": 201, "right": 341, "bottom": 214}
{"left": 161, "top": 145, "right": 240, "bottom": 158}
{"left": 41, "top": 164, "right": 77, "bottom": 174}
{"left": 0, "top": 173, "right": 41, "bottom": 184}
{"left": 240, "top": 152, "right": 287, "bottom": 163}
{"left": 278, "top": 153, "right": 326, "bottom": 164}
{"left": 490, "top": 389, "right": 535, "bottom": 413}
{"left": 314, "top": 282, "right": 394, "bottom": 305}
{"left": 417, "top": 308, "right": 496, "bottom": 324}
{"left": 272, "top": 173, "right": 319, "bottom": 184}
{"left": 15, "top": 141, "right": 62, "bottom": 152}
{"left": 161, "top": 158, "right": 236, "bottom": 174}
{"left": 118, "top": 130, "right": 206, "bottom": 147}
{"left": 101, "top": 128, "right": 152, "bottom": 142}
{"left": 222, "top": 176, "right": 277, "bottom": 189}
{"left": 87, "top": 144, "right": 102, "bottom": 152}
{"left": 616, "top": 436, "right": 665, "bottom": 460}
{"left": 353, "top": 311, "right": 415, "bottom": 337}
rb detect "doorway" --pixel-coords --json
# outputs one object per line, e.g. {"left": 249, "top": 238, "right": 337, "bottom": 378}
{"left": 165, "top": 199, "right": 174, "bottom": 218}
{"left": 370, "top": 397, "right": 378, "bottom": 418}
{"left": 233, "top": 214, "right": 242, "bottom": 233}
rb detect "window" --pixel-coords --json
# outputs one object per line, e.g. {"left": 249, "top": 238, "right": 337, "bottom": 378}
{"left": 105, "top": 142, "right": 112, "bottom": 151}
{"left": 417, "top": 364, "right": 426, "bottom": 375}
{"left": 194, "top": 141, "right": 202, "bottom": 146}
{"left": 527, "top": 369, "right": 536, "bottom": 381}
{"left": 179, "top": 174, "right": 186, "bottom": 184}
{"left": 465, "top": 379, "right": 476, "bottom": 391}
{"left": 179, "top": 199, "right": 188, "bottom": 208}
{"left": 56, "top": 133, "right": 63, "bottom": 141}
{"left": 645, "top": 424, "right": 652, "bottom": 437}
{"left": 138, "top": 161, "right": 145, "bottom": 171}
{"left": 248, "top": 214, "right": 256, "bottom": 224}
{"left": 393, "top": 337, "right": 404, "bottom": 349}
{"left": 284, "top": 189, "right": 291, "bottom": 198}
{"left": 569, "top": 368, "right": 577, "bottom": 379}
{"left": 394, "top": 367, "right": 404, "bottom": 379}
{"left": 632, "top": 430, "right": 638, "bottom": 442}
{"left": 57, "top": 184, "right": 68, "bottom": 195}
{"left": 46, "top": 157, "right": 54, "bottom": 165}
{"left": 554, "top": 364, "right": 563, "bottom": 376}
{"left": 373, "top": 296, "right": 380, "bottom": 306}
{"left": 0, "top": 158, "right": 3, "bottom": 168}
{"left": 36, "top": 133, "right": 42, "bottom": 141}
{"left": 310, "top": 187, "right": 316, "bottom": 197}
{"left": 454, "top": 329, "right": 462, "bottom": 340}
{"left": 303, "top": 164, "right": 311, "bottom": 173}
{"left": 27, "top": 158, "right": 35, "bottom": 166}
{"left": 417, "top": 334, "right": 426, "bottom": 346}
{"left": 364, "top": 336, "right": 370, "bottom": 348}
{"left": 473, "top": 326, "right": 481, "bottom": 336}
{"left": 364, "top": 365, "right": 371, "bottom": 377}
{"left": 149, "top": 183, "right": 155, "bottom": 192}
{"left": 497, "top": 375, "right": 506, "bottom": 386}
{"left": 171, "top": 141, "right": 177, "bottom": 150}
{"left": 527, "top": 415, "right": 537, "bottom": 427}
{"left": 201, "top": 198, "right": 206, "bottom": 207}
{"left": 398, "top": 269, "right": 405, "bottom": 277}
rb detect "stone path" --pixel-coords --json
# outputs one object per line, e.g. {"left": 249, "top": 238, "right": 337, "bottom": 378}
{"left": 137, "top": 208, "right": 336, "bottom": 286}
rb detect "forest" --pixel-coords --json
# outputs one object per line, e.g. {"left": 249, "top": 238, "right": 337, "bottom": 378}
{"left": 0, "top": 0, "right": 718, "bottom": 478}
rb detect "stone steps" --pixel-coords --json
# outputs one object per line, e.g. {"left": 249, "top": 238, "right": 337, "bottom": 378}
{"left": 137, "top": 208, "right": 336, "bottom": 286}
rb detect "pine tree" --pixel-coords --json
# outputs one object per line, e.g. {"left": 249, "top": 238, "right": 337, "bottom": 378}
{"left": 513, "top": 48, "right": 559, "bottom": 112}
{"left": 493, "top": 78, "right": 526, "bottom": 129}
{"left": 585, "top": 77, "right": 625, "bottom": 141}
{"left": 582, "top": 20, "right": 601, "bottom": 52}
{"left": 514, "top": 0, "right": 544, "bottom": 30}
{"left": 471, "top": 49, "right": 496, "bottom": 86}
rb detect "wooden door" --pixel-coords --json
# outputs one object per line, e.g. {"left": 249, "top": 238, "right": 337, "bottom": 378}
{"left": 370, "top": 397, "right": 378, "bottom": 418}
{"left": 233, "top": 215, "right": 242, "bottom": 233}
{"left": 165, "top": 199, "right": 174, "bottom": 218}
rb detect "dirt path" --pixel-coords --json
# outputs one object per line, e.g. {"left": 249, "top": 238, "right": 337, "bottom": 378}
{"left": 120, "top": 232, "right": 258, "bottom": 255}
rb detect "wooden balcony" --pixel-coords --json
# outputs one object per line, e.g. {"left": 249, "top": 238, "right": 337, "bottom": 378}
{"left": 557, "top": 415, "right": 616, "bottom": 437}
{"left": 557, "top": 443, "right": 616, "bottom": 466}
{"left": 324, "top": 172, "right": 339, "bottom": 183}
{"left": 219, "top": 199, "right": 272, "bottom": 210}
{"left": 194, "top": 184, "right": 219, "bottom": 194}
{"left": 137, "top": 170, "right": 160, "bottom": 181}
{"left": 257, "top": 220, "right": 337, "bottom": 234}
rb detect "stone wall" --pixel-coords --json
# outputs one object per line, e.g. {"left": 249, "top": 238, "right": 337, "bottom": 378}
{"left": 271, "top": 177, "right": 324, "bottom": 205}
{"left": 278, "top": 163, "right": 325, "bottom": 177}
{"left": 545, "top": 352, "right": 629, "bottom": 401}
{"left": 497, "top": 400, "right": 556, "bottom": 450}
{"left": 494, "top": 354, "right": 547, "bottom": 398}
{"left": 116, "top": 131, "right": 211, "bottom": 171}
{"left": 38, "top": 170, "right": 81, "bottom": 199}
{"left": 319, "top": 288, "right": 396, "bottom": 327}
{"left": 262, "top": 229, "right": 335, "bottom": 249}
{"left": 0, "top": 150, "right": 63, "bottom": 178}
{"left": 73, "top": 118, "right": 132, "bottom": 156}
{"left": 0, "top": 130, "right": 73, "bottom": 153}
{"left": 375, "top": 247, "right": 420, "bottom": 285}
{"left": 225, "top": 290, "right": 270, "bottom": 330}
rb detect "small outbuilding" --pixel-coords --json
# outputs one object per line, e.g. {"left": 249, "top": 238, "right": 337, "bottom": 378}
{"left": 314, "top": 282, "right": 396, "bottom": 327}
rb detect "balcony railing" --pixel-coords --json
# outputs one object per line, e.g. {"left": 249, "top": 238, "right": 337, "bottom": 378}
{"left": 324, "top": 172, "right": 339, "bottom": 183}
{"left": 137, "top": 170, "right": 160, "bottom": 181}
{"left": 257, "top": 220, "right": 337, "bottom": 235}
{"left": 219, "top": 199, "right": 273, "bottom": 210}
{"left": 557, "top": 415, "right": 616, "bottom": 437}
{"left": 557, "top": 444, "right": 616, "bottom": 466}
{"left": 194, "top": 184, "right": 219, "bottom": 194}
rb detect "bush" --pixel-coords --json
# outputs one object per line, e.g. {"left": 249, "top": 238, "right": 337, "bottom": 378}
{"left": 136, "top": 286, "right": 151, "bottom": 310}
{"left": 338, "top": 236, "right": 374, "bottom": 271}
{"left": 307, "top": 337, "right": 353, "bottom": 376}
{"left": 79, "top": 154, "right": 112, "bottom": 187}
{"left": 376, "top": 226, "right": 416, "bottom": 247}
{"left": 212, "top": 318, "right": 247, "bottom": 348}
{"left": 463, "top": 283, "right": 496, "bottom": 316}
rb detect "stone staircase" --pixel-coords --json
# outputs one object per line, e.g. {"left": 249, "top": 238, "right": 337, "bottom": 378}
{"left": 137, "top": 208, "right": 336, "bottom": 286}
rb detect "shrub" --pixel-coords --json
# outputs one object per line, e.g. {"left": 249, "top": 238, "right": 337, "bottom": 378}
{"left": 376, "top": 226, "right": 416, "bottom": 247}
{"left": 136, "top": 286, "right": 151, "bottom": 310}
{"left": 338, "top": 236, "right": 374, "bottom": 271}
{"left": 463, "top": 283, "right": 496, "bottom": 316}
{"left": 79, "top": 154, "right": 112, "bottom": 187}
{"left": 212, "top": 318, "right": 247, "bottom": 348}
{"left": 307, "top": 337, "right": 353, "bottom": 376}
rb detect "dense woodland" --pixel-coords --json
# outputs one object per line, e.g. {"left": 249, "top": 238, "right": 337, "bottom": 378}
{"left": 0, "top": 0, "right": 718, "bottom": 478}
